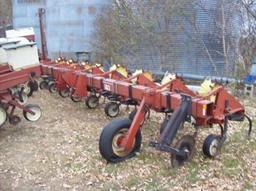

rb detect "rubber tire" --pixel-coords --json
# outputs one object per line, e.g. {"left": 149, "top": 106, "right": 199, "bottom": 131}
{"left": 128, "top": 109, "right": 137, "bottom": 121}
{"left": 202, "top": 134, "right": 221, "bottom": 158}
{"left": 48, "top": 82, "right": 56, "bottom": 93}
{"left": 85, "top": 95, "right": 99, "bottom": 109}
{"left": 23, "top": 104, "right": 42, "bottom": 122}
{"left": 71, "top": 95, "right": 82, "bottom": 102}
{"left": 39, "top": 81, "right": 48, "bottom": 90}
{"left": 27, "top": 81, "right": 38, "bottom": 97}
{"left": 99, "top": 118, "right": 142, "bottom": 163}
{"left": 59, "top": 88, "right": 70, "bottom": 98}
{"left": 104, "top": 102, "right": 120, "bottom": 118}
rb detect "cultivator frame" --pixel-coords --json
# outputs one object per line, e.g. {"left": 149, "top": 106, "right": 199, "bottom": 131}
{"left": 40, "top": 60, "right": 252, "bottom": 167}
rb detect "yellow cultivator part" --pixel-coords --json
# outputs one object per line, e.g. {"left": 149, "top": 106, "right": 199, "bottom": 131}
{"left": 198, "top": 79, "right": 215, "bottom": 96}
{"left": 161, "top": 72, "right": 176, "bottom": 85}
{"left": 109, "top": 64, "right": 128, "bottom": 78}
{"left": 131, "top": 69, "right": 154, "bottom": 84}
{"left": 95, "top": 63, "right": 105, "bottom": 72}
{"left": 81, "top": 61, "right": 92, "bottom": 70}
{"left": 198, "top": 79, "right": 217, "bottom": 102}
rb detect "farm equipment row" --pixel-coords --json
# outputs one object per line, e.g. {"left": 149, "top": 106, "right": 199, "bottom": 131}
{"left": 40, "top": 59, "right": 252, "bottom": 167}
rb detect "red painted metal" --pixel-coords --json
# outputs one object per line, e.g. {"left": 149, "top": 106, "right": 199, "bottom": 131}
{"left": 41, "top": 61, "right": 246, "bottom": 154}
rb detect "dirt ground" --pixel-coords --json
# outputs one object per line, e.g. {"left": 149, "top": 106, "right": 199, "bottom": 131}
{"left": 0, "top": 90, "right": 255, "bottom": 191}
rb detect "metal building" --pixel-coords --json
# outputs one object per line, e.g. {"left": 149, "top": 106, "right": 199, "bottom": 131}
{"left": 12, "top": 0, "right": 239, "bottom": 76}
{"left": 12, "top": 0, "right": 111, "bottom": 59}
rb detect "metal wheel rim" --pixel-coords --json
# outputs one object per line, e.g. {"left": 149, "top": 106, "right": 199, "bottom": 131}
{"left": 60, "top": 89, "right": 70, "bottom": 97}
{"left": 112, "top": 128, "right": 135, "bottom": 157}
{"left": 108, "top": 103, "right": 119, "bottom": 117}
{"left": 88, "top": 97, "right": 98, "bottom": 108}
{"left": 26, "top": 106, "right": 42, "bottom": 121}
{"left": 209, "top": 139, "right": 219, "bottom": 156}
{"left": 0, "top": 107, "right": 7, "bottom": 126}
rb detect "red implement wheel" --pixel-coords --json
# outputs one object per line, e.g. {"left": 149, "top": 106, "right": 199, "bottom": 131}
{"left": 59, "top": 88, "right": 70, "bottom": 98}
{"left": 71, "top": 95, "right": 82, "bottom": 102}
{"left": 85, "top": 95, "right": 99, "bottom": 109}
{"left": 99, "top": 118, "right": 142, "bottom": 163}
{"left": 202, "top": 134, "right": 221, "bottom": 158}
{"left": 48, "top": 82, "right": 56, "bottom": 93}
{"left": 23, "top": 104, "right": 42, "bottom": 122}
{"left": 104, "top": 102, "right": 120, "bottom": 118}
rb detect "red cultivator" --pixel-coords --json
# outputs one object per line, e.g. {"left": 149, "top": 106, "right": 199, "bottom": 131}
{"left": 0, "top": 65, "right": 42, "bottom": 126}
{"left": 0, "top": 39, "right": 43, "bottom": 127}
{"left": 40, "top": 60, "right": 252, "bottom": 167}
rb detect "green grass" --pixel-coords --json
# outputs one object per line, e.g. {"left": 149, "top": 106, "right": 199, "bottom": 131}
{"left": 126, "top": 176, "right": 140, "bottom": 188}
{"left": 186, "top": 162, "right": 199, "bottom": 184}
{"left": 223, "top": 159, "right": 237, "bottom": 168}
{"left": 241, "top": 182, "right": 254, "bottom": 191}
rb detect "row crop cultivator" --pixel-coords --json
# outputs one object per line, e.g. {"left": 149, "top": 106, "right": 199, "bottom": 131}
{"left": 40, "top": 59, "right": 252, "bottom": 167}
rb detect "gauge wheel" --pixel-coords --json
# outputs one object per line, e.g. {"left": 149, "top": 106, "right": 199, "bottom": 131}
{"left": 59, "top": 88, "right": 70, "bottom": 98}
{"left": 85, "top": 95, "right": 99, "bottom": 109}
{"left": 0, "top": 106, "right": 7, "bottom": 127}
{"left": 202, "top": 134, "right": 221, "bottom": 158}
{"left": 104, "top": 102, "right": 120, "bottom": 118}
{"left": 23, "top": 104, "right": 42, "bottom": 122}
{"left": 99, "top": 118, "right": 142, "bottom": 163}
{"left": 71, "top": 95, "right": 82, "bottom": 102}
{"left": 39, "top": 81, "right": 48, "bottom": 90}
{"left": 48, "top": 82, "right": 57, "bottom": 93}
{"left": 171, "top": 135, "right": 196, "bottom": 167}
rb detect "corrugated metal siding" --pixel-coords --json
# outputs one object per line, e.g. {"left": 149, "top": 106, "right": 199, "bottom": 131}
{"left": 12, "top": 0, "right": 239, "bottom": 76}
{"left": 12, "top": 0, "right": 111, "bottom": 58}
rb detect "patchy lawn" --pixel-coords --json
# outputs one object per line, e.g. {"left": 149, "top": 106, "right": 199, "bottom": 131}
{"left": 0, "top": 90, "right": 255, "bottom": 191}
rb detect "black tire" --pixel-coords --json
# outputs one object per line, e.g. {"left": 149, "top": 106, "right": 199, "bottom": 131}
{"left": 202, "top": 134, "right": 221, "bottom": 158}
{"left": 99, "top": 118, "right": 142, "bottom": 163}
{"left": 171, "top": 135, "right": 196, "bottom": 167}
{"left": 71, "top": 95, "right": 82, "bottom": 102}
{"left": 39, "top": 81, "right": 48, "bottom": 90}
{"left": 59, "top": 88, "right": 70, "bottom": 98}
{"left": 27, "top": 80, "right": 38, "bottom": 96}
{"left": 85, "top": 95, "right": 99, "bottom": 109}
{"left": 48, "top": 82, "right": 56, "bottom": 93}
{"left": 23, "top": 104, "right": 42, "bottom": 122}
{"left": 104, "top": 102, "right": 120, "bottom": 118}
{"left": 128, "top": 109, "right": 137, "bottom": 120}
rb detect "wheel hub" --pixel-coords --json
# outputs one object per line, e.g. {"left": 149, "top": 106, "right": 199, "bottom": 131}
{"left": 112, "top": 129, "right": 135, "bottom": 157}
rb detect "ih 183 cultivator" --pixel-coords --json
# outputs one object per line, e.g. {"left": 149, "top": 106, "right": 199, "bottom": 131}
{"left": 40, "top": 60, "right": 252, "bottom": 167}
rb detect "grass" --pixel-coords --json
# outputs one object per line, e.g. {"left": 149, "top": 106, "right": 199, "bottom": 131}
{"left": 241, "top": 182, "right": 254, "bottom": 191}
